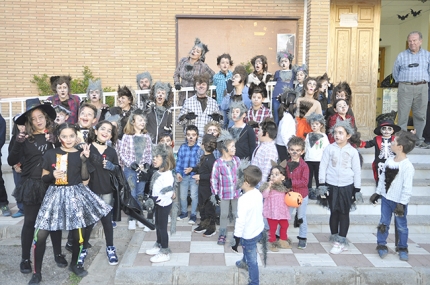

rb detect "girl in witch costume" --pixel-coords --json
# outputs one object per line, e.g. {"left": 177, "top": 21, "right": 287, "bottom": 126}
{"left": 145, "top": 144, "right": 176, "bottom": 263}
{"left": 272, "top": 50, "right": 295, "bottom": 124}
{"left": 118, "top": 109, "right": 152, "bottom": 230}
{"left": 146, "top": 81, "right": 173, "bottom": 144}
{"left": 81, "top": 120, "right": 120, "bottom": 266}
{"left": 359, "top": 119, "right": 401, "bottom": 184}
{"left": 296, "top": 77, "right": 322, "bottom": 139}
{"left": 7, "top": 99, "right": 66, "bottom": 277}
{"left": 29, "top": 123, "right": 112, "bottom": 284}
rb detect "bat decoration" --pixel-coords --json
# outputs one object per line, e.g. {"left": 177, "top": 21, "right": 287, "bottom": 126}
{"left": 397, "top": 14, "right": 409, "bottom": 20}
{"left": 410, "top": 9, "right": 422, "bottom": 17}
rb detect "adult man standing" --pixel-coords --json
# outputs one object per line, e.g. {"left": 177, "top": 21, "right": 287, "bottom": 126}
{"left": 177, "top": 74, "right": 221, "bottom": 143}
{"left": 0, "top": 113, "right": 10, "bottom": 216}
{"left": 136, "top": 71, "right": 153, "bottom": 109}
{"left": 393, "top": 31, "right": 430, "bottom": 148}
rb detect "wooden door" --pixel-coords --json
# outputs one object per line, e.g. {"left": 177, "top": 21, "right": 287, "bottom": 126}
{"left": 329, "top": 0, "right": 381, "bottom": 139}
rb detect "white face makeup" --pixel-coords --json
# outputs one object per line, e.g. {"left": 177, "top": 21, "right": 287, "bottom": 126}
{"left": 56, "top": 83, "right": 69, "bottom": 101}
{"left": 206, "top": 126, "right": 219, "bottom": 137}
{"left": 89, "top": 90, "right": 101, "bottom": 102}
{"left": 279, "top": 58, "right": 290, "bottom": 70}
{"left": 254, "top": 58, "right": 264, "bottom": 73}
{"left": 335, "top": 100, "right": 349, "bottom": 116}
{"left": 296, "top": 71, "right": 306, "bottom": 84}
{"left": 186, "top": 130, "right": 198, "bottom": 145}
{"left": 270, "top": 168, "right": 285, "bottom": 184}
{"left": 155, "top": 89, "right": 167, "bottom": 106}
{"left": 333, "top": 126, "right": 351, "bottom": 147}
{"left": 381, "top": 126, "right": 394, "bottom": 138}
{"left": 219, "top": 58, "right": 231, "bottom": 73}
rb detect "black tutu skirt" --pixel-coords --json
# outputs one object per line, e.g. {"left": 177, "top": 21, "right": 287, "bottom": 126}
{"left": 327, "top": 184, "right": 354, "bottom": 214}
{"left": 35, "top": 183, "right": 112, "bottom": 231}
{"left": 12, "top": 178, "right": 48, "bottom": 205}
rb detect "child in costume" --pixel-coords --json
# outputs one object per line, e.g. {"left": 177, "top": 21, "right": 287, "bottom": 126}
{"left": 84, "top": 120, "right": 120, "bottom": 266}
{"left": 212, "top": 53, "right": 233, "bottom": 107}
{"left": 176, "top": 125, "right": 200, "bottom": 224}
{"left": 30, "top": 123, "right": 112, "bottom": 283}
{"left": 118, "top": 109, "right": 152, "bottom": 230}
{"left": 359, "top": 118, "right": 400, "bottom": 184}
{"left": 276, "top": 90, "right": 297, "bottom": 162}
{"left": 192, "top": 134, "right": 218, "bottom": 237}
{"left": 245, "top": 83, "right": 272, "bottom": 144}
{"left": 8, "top": 99, "right": 63, "bottom": 277}
{"left": 47, "top": 76, "right": 81, "bottom": 124}
{"left": 247, "top": 55, "right": 272, "bottom": 88}
{"left": 327, "top": 99, "right": 356, "bottom": 143}
{"left": 76, "top": 103, "right": 97, "bottom": 144}
{"left": 85, "top": 79, "right": 109, "bottom": 123}
{"left": 210, "top": 130, "right": 240, "bottom": 245}
{"left": 228, "top": 101, "right": 256, "bottom": 160}
{"left": 316, "top": 73, "right": 330, "bottom": 115}
{"left": 318, "top": 120, "right": 361, "bottom": 254}
{"left": 286, "top": 136, "right": 310, "bottom": 249}
{"left": 203, "top": 121, "right": 222, "bottom": 159}
{"left": 145, "top": 144, "right": 176, "bottom": 263}
{"left": 293, "top": 64, "right": 308, "bottom": 93}
{"left": 304, "top": 113, "right": 330, "bottom": 200}
{"left": 234, "top": 165, "right": 266, "bottom": 285}
{"left": 325, "top": 81, "right": 354, "bottom": 123}
{"left": 371, "top": 130, "right": 416, "bottom": 261}
{"left": 146, "top": 81, "right": 173, "bottom": 144}
{"left": 53, "top": 105, "right": 71, "bottom": 125}
{"left": 272, "top": 50, "right": 295, "bottom": 124}
{"left": 107, "top": 85, "right": 137, "bottom": 139}
{"left": 296, "top": 77, "right": 323, "bottom": 139}
{"left": 261, "top": 162, "right": 291, "bottom": 252}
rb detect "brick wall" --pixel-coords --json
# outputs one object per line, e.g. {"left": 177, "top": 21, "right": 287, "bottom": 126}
{"left": 0, "top": 0, "right": 305, "bottom": 99}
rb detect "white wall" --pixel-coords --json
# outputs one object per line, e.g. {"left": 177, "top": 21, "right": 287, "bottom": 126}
{"left": 380, "top": 11, "right": 430, "bottom": 78}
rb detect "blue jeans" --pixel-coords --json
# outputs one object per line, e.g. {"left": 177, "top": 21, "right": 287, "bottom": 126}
{"left": 124, "top": 167, "right": 146, "bottom": 218}
{"left": 288, "top": 195, "right": 309, "bottom": 238}
{"left": 272, "top": 96, "right": 280, "bottom": 125}
{"left": 240, "top": 232, "right": 262, "bottom": 285}
{"left": 377, "top": 196, "right": 409, "bottom": 249}
{"left": 179, "top": 175, "right": 198, "bottom": 216}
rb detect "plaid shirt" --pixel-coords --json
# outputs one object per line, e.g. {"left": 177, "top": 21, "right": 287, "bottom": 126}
{"left": 118, "top": 133, "right": 152, "bottom": 167}
{"left": 177, "top": 95, "right": 219, "bottom": 142}
{"left": 392, "top": 48, "right": 430, "bottom": 83}
{"left": 173, "top": 57, "right": 215, "bottom": 87}
{"left": 251, "top": 140, "right": 278, "bottom": 185}
{"left": 212, "top": 70, "right": 232, "bottom": 105}
{"left": 175, "top": 142, "right": 201, "bottom": 177}
{"left": 210, "top": 156, "right": 240, "bottom": 200}
{"left": 244, "top": 106, "right": 272, "bottom": 143}
{"left": 47, "top": 94, "right": 81, "bottom": 124}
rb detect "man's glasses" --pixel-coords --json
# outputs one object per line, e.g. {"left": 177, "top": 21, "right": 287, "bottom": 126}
{"left": 408, "top": 63, "right": 419, "bottom": 68}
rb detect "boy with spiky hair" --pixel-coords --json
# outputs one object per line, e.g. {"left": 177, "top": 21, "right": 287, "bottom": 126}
{"left": 372, "top": 130, "right": 417, "bottom": 261}
{"left": 212, "top": 53, "right": 233, "bottom": 106}
{"left": 228, "top": 101, "right": 256, "bottom": 160}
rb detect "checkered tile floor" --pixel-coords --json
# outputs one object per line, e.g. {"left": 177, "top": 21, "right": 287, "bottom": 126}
{"left": 133, "top": 219, "right": 430, "bottom": 268}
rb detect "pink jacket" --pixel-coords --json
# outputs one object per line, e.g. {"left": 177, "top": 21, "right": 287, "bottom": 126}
{"left": 262, "top": 183, "right": 290, "bottom": 220}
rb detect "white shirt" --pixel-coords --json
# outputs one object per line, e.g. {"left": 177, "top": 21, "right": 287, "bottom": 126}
{"left": 234, "top": 188, "right": 264, "bottom": 239}
{"left": 151, "top": 170, "right": 175, "bottom": 206}
{"left": 276, "top": 111, "right": 296, "bottom": 147}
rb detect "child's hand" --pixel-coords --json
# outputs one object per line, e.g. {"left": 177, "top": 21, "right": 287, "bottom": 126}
{"left": 184, "top": 167, "right": 193, "bottom": 174}
{"left": 80, "top": 144, "right": 90, "bottom": 162}
{"left": 53, "top": 169, "right": 66, "bottom": 179}
{"left": 176, "top": 173, "right": 183, "bottom": 182}
{"left": 410, "top": 129, "right": 417, "bottom": 135}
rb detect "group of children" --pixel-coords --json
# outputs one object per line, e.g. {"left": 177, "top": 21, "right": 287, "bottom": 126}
{"left": 7, "top": 47, "right": 419, "bottom": 285}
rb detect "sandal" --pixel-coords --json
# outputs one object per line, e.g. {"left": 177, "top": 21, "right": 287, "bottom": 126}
{"left": 217, "top": 235, "right": 226, "bottom": 245}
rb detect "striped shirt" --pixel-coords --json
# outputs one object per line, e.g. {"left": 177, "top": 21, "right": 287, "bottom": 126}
{"left": 210, "top": 156, "right": 240, "bottom": 200}
{"left": 392, "top": 48, "right": 430, "bottom": 83}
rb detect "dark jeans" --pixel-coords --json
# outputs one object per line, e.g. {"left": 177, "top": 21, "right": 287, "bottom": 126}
{"left": 155, "top": 203, "right": 172, "bottom": 249}
{"left": 239, "top": 232, "right": 262, "bottom": 285}
{"left": 0, "top": 160, "right": 8, "bottom": 206}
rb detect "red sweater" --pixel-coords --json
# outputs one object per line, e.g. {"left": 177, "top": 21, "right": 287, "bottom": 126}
{"left": 286, "top": 158, "right": 309, "bottom": 198}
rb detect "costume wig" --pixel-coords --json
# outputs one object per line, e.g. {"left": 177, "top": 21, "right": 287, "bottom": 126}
{"left": 229, "top": 101, "right": 248, "bottom": 120}
{"left": 150, "top": 81, "right": 173, "bottom": 108}
{"left": 117, "top": 85, "right": 136, "bottom": 105}
{"left": 233, "top": 65, "right": 248, "bottom": 85}
{"left": 217, "top": 129, "right": 235, "bottom": 153}
{"left": 306, "top": 113, "right": 326, "bottom": 127}
{"left": 136, "top": 72, "right": 152, "bottom": 89}
{"left": 193, "top": 38, "right": 209, "bottom": 62}
{"left": 332, "top": 118, "right": 355, "bottom": 135}
{"left": 50, "top": 75, "right": 72, "bottom": 93}
{"left": 86, "top": 79, "right": 103, "bottom": 99}
{"left": 276, "top": 50, "right": 294, "bottom": 66}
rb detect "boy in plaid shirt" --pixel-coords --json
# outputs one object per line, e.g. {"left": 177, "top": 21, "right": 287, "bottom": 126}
{"left": 245, "top": 83, "right": 272, "bottom": 144}
{"left": 176, "top": 125, "right": 201, "bottom": 224}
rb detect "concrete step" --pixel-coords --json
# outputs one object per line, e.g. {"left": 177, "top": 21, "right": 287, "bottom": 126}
{"left": 305, "top": 196, "right": 430, "bottom": 216}
{"left": 358, "top": 178, "right": 430, "bottom": 196}
{"left": 358, "top": 147, "right": 430, "bottom": 164}
{"left": 361, "top": 162, "right": 430, "bottom": 180}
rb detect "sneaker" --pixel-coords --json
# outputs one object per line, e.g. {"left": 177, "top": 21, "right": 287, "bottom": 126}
{"left": 416, "top": 141, "right": 430, "bottom": 148}
{"left": 150, "top": 252, "right": 170, "bottom": 263}
{"left": 146, "top": 246, "right": 161, "bottom": 256}
{"left": 112, "top": 221, "right": 117, "bottom": 229}
{"left": 20, "top": 259, "right": 32, "bottom": 274}
{"left": 54, "top": 254, "right": 68, "bottom": 268}
{"left": 330, "top": 242, "right": 347, "bottom": 254}
{"left": 137, "top": 221, "right": 145, "bottom": 229}
{"left": 194, "top": 225, "right": 206, "bottom": 233}
{"left": 106, "top": 246, "right": 119, "bottom": 265}
{"left": 168, "top": 215, "right": 171, "bottom": 223}
{"left": 377, "top": 245, "right": 388, "bottom": 259}
{"left": 128, "top": 220, "right": 136, "bottom": 230}
{"left": 69, "top": 264, "right": 88, "bottom": 277}
{"left": 217, "top": 235, "right": 226, "bottom": 245}
{"left": 12, "top": 211, "right": 24, "bottom": 218}
{"left": 177, "top": 212, "right": 188, "bottom": 221}
{"left": 298, "top": 239, "right": 307, "bottom": 249}
{"left": 188, "top": 215, "right": 197, "bottom": 225}
{"left": 399, "top": 250, "right": 409, "bottom": 261}
{"left": 78, "top": 249, "right": 88, "bottom": 265}
{"left": 1, "top": 205, "right": 11, "bottom": 216}
{"left": 143, "top": 226, "right": 154, "bottom": 232}
{"left": 203, "top": 229, "right": 216, "bottom": 237}
{"left": 28, "top": 273, "right": 42, "bottom": 285}
{"left": 65, "top": 242, "right": 73, "bottom": 253}
{"left": 235, "top": 260, "right": 249, "bottom": 271}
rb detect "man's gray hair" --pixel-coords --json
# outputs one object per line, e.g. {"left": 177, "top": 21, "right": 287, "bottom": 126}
{"left": 408, "top": 31, "right": 422, "bottom": 40}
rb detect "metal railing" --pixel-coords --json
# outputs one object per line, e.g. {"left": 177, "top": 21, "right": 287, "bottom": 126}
{"left": 0, "top": 82, "right": 275, "bottom": 142}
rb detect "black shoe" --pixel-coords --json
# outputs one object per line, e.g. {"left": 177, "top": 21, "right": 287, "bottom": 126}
{"left": 69, "top": 264, "right": 88, "bottom": 277}
{"left": 193, "top": 225, "right": 206, "bottom": 233}
{"left": 20, "top": 259, "right": 32, "bottom": 274}
{"left": 28, "top": 273, "right": 42, "bottom": 285}
{"left": 65, "top": 242, "right": 73, "bottom": 253}
{"left": 87, "top": 242, "right": 92, "bottom": 249}
{"left": 55, "top": 254, "right": 68, "bottom": 268}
